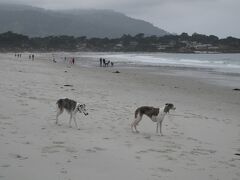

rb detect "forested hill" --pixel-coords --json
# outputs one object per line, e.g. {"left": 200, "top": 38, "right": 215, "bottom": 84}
{"left": 0, "top": 4, "right": 169, "bottom": 38}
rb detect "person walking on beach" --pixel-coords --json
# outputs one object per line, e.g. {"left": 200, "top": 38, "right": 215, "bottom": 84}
{"left": 103, "top": 58, "right": 106, "bottom": 67}
{"left": 99, "top": 58, "right": 103, "bottom": 67}
{"left": 72, "top": 57, "right": 75, "bottom": 65}
{"left": 32, "top": 54, "right": 34, "bottom": 61}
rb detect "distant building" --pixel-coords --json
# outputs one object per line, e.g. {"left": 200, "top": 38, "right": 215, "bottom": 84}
{"left": 129, "top": 41, "right": 138, "bottom": 46}
{"left": 194, "top": 44, "right": 212, "bottom": 50}
{"left": 115, "top": 43, "right": 123, "bottom": 47}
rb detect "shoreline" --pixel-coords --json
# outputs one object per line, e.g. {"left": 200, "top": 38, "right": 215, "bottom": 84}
{"left": 65, "top": 52, "right": 240, "bottom": 89}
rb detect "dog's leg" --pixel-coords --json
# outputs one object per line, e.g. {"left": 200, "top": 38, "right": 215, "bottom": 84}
{"left": 131, "top": 121, "right": 135, "bottom": 132}
{"left": 131, "top": 120, "right": 139, "bottom": 133}
{"left": 56, "top": 108, "right": 63, "bottom": 125}
{"left": 73, "top": 115, "right": 80, "bottom": 130}
{"left": 156, "top": 121, "right": 159, "bottom": 134}
{"left": 131, "top": 113, "right": 138, "bottom": 132}
{"left": 131, "top": 116, "right": 138, "bottom": 132}
{"left": 159, "top": 120, "right": 163, "bottom": 136}
{"left": 134, "top": 115, "right": 142, "bottom": 133}
{"left": 69, "top": 113, "right": 73, "bottom": 128}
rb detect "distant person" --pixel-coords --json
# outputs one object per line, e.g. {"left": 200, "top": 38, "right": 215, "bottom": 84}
{"left": 32, "top": 54, "right": 34, "bottom": 60}
{"left": 72, "top": 57, "right": 75, "bottom": 64}
{"left": 103, "top": 58, "right": 106, "bottom": 67}
{"left": 29, "top": 54, "right": 31, "bottom": 59}
{"left": 111, "top": 62, "right": 114, "bottom": 67}
{"left": 99, "top": 58, "right": 102, "bottom": 67}
{"left": 64, "top": 57, "right": 67, "bottom": 62}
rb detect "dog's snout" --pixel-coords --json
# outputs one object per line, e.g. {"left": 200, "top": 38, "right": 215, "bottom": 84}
{"left": 85, "top": 113, "right": 89, "bottom": 116}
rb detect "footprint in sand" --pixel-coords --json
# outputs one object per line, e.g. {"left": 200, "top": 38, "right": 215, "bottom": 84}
{"left": 0, "top": 115, "right": 11, "bottom": 120}
{"left": 22, "top": 141, "right": 31, "bottom": 145}
{"left": 42, "top": 145, "right": 64, "bottom": 153}
{"left": 42, "top": 141, "right": 77, "bottom": 154}
{"left": 60, "top": 168, "right": 68, "bottom": 174}
{"left": 93, "top": 147, "right": 106, "bottom": 151}
{"left": 143, "top": 135, "right": 151, "bottom": 139}
{"left": 65, "top": 147, "right": 78, "bottom": 153}
{"left": 186, "top": 162, "right": 197, "bottom": 166}
{"left": 3, "top": 122, "right": 12, "bottom": 126}
{"left": 187, "top": 137, "right": 203, "bottom": 144}
{"left": 0, "top": 164, "right": 11, "bottom": 168}
{"left": 103, "top": 137, "right": 110, "bottom": 140}
{"left": 52, "top": 141, "right": 65, "bottom": 145}
{"left": 157, "top": 167, "right": 173, "bottom": 173}
{"left": 85, "top": 149, "right": 97, "bottom": 153}
{"left": 85, "top": 147, "right": 106, "bottom": 153}
{"left": 135, "top": 156, "right": 141, "bottom": 160}
{"left": 137, "top": 150, "right": 148, "bottom": 154}
{"left": 137, "top": 148, "right": 176, "bottom": 154}
{"left": 11, "top": 131, "right": 18, "bottom": 134}
{"left": 151, "top": 174, "right": 162, "bottom": 178}
{"left": 190, "top": 148, "right": 216, "bottom": 155}
{"left": 9, "top": 153, "right": 28, "bottom": 160}
{"left": 125, "top": 141, "right": 132, "bottom": 147}
{"left": 223, "top": 118, "right": 231, "bottom": 124}
{"left": 218, "top": 160, "right": 237, "bottom": 168}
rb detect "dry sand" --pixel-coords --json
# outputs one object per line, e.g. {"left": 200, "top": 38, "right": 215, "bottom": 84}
{"left": 0, "top": 53, "right": 239, "bottom": 180}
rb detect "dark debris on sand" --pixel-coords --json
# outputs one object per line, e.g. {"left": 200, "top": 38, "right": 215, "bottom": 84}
{"left": 233, "top": 88, "right": 240, "bottom": 91}
{"left": 64, "top": 84, "right": 73, "bottom": 87}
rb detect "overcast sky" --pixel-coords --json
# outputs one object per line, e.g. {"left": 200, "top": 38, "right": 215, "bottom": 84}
{"left": 1, "top": 0, "right": 240, "bottom": 38}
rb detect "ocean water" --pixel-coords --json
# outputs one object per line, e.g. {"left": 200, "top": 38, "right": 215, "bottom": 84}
{"left": 70, "top": 52, "right": 240, "bottom": 88}
{"left": 73, "top": 52, "right": 240, "bottom": 74}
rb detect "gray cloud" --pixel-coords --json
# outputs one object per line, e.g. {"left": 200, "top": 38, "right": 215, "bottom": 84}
{"left": 1, "top": 0, "right": 239, "bottom": 38}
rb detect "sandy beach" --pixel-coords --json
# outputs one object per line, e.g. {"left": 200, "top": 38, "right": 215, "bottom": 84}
{"left": 0, "top": 53, "right": 239, "bottom": 180}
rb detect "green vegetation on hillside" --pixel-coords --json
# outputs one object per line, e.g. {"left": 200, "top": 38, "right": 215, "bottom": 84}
{"left": 0, "top": 31, "right": 240, "bottom": 53}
